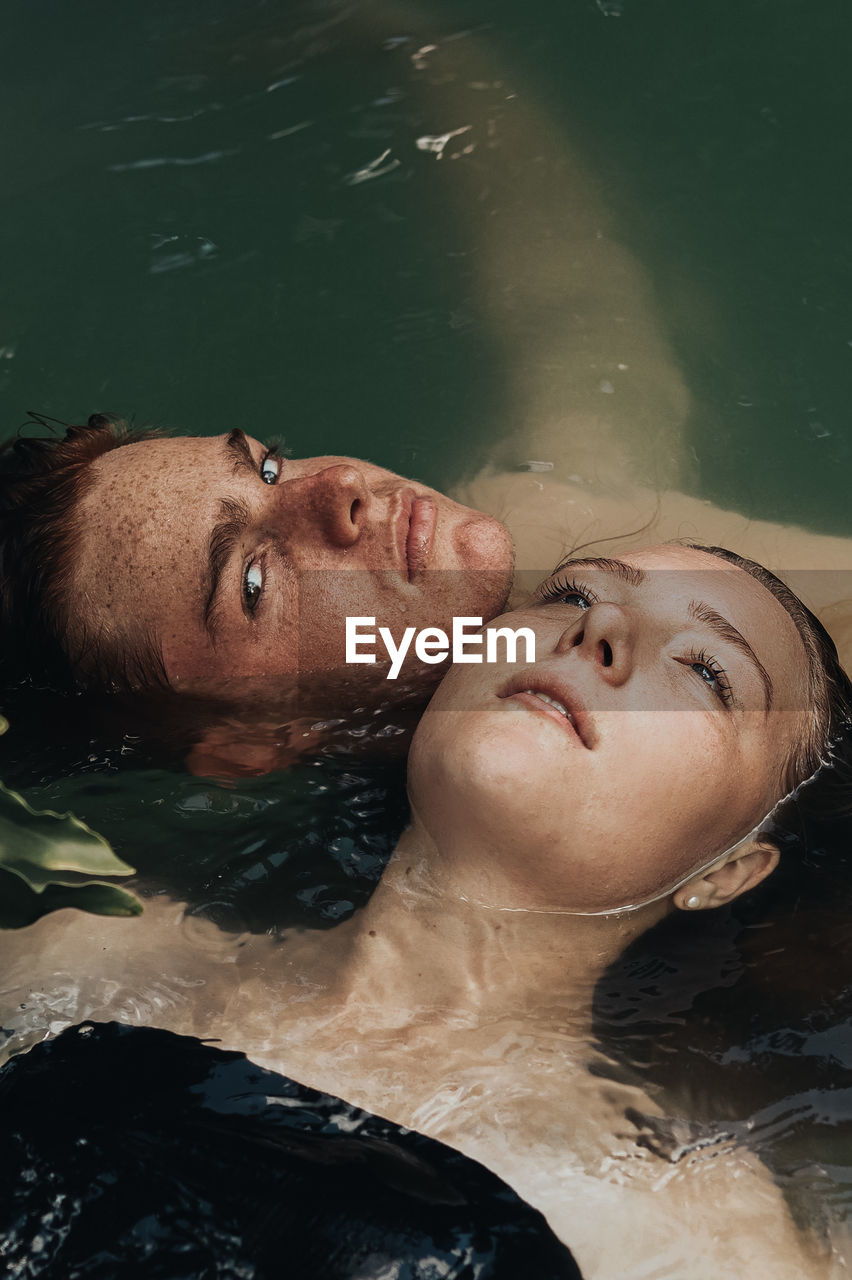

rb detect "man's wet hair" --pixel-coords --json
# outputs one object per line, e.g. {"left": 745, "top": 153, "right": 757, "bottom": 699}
{"left": 0, "top": 413, "right": 167, "bottom": 694}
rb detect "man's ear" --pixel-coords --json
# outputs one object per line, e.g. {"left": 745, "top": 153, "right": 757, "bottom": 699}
{"left": 673, "top": 839, "right": 780, "bottom": 912}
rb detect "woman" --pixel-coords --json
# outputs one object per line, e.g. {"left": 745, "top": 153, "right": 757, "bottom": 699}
{"left": 3, "top": 540, "right": 849, "bottom": 1276}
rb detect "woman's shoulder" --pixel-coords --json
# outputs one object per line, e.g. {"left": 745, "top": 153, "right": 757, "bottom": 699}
{"left": 543, "top": 1135, "right": 829, "bottom": 1280}
{"left": 414, "top": 1059, "right": 831, "bottom": 1280}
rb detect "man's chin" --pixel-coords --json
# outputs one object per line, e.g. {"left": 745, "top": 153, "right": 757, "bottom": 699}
{"left": 452, "top": 512, "right": 514, "bottom": 618}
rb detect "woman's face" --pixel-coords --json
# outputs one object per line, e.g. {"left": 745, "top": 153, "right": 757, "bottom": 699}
{"left": 408, "top": 545, "right": 812, "bottom": 913}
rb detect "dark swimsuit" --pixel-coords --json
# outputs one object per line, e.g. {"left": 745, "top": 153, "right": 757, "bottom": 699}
{"left": 0, "top": 1021, "right": 583, "bottom": 1279}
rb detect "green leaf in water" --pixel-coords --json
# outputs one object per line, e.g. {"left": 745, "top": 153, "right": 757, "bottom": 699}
{"left": 0, "top": 867, "right": 142, "bottom": 928}
{"left": 0, "top": 779, "right": 142, "bottom": 927}
{"left": 0, "top": 782, "right": 135, "bottom": 890}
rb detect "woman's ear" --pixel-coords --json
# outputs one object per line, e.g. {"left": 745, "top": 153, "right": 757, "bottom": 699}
{"left": 673, "top": 839, "right": 779, "bottom": 912}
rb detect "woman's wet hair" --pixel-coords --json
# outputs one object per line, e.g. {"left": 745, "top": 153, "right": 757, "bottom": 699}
{"left": 690, "top": 543, "right": 852, "bottom": 794}
{"left": 592, "top": 732, "right": 852, "bottom": 1231}
{"left": 592, "top": 551, "right": 852, "bottom": 1204}
{"left": 0, "top": 413, "right": 167, "bottom": 693}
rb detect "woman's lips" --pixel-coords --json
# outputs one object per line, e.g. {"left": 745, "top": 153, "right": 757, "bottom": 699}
{"left": 497, "top": 673, "right": 592, "bottom": 747}
{"left": 406, "top": 496, "right": 437, "bottom": 580}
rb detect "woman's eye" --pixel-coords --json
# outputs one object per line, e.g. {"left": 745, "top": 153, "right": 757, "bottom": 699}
{"left": 534, "top": 575, "right": 596, "bottom": 610}
{"left": 559, "top": 591, "right": 593, "bottom": 610}
{"left": 244, "top": 561, "right": 264, "bottom": 612}
{"left": 688, "top": 655, "right": 733, "bottom": 706}
{"left": 261, "top": 453, "right": 280, "bottom": 485}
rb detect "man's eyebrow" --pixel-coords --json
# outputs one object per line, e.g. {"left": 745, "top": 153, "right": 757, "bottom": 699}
{"left": 689, "top": 601, "right": 774, "bottom": 709}
{"left": 203, "top": 496, "right": 251, "bottom": 642}
{"left": 556, "top": 556, "right": 646, "bottom": 587}
{"left": 224, "top": 428, "right": 257, "bottom": 477}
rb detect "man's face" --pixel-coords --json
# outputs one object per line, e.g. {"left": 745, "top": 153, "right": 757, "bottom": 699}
{"left": 72, "top": 432, "right": 512, "bottom": 704}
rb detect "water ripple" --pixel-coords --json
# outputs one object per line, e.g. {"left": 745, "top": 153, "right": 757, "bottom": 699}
{"left": 108, "top": 149, "right": 237, "bottom": 173}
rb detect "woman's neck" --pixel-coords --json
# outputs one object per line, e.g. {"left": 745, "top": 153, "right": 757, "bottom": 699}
{"left": 329, "top": 822, "right": 667, "bottom": 1030}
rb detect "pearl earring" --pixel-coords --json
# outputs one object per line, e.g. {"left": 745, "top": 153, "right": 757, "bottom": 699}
{"left": 685, "top": 895, "right": 701, "bottom": 910}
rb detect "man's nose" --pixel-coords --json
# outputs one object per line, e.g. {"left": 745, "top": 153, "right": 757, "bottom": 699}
{"left": 276, "top": 464, "right": 372, "bottom": 547}
{"left": 554, "top": 602, "right": 634, "bottom": 684}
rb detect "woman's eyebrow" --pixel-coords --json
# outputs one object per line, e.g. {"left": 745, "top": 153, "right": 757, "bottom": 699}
{"left": 203, "top": 496, "right": 251, "bottom": 642}
{"left": 689, "top": 602, "right": 774, "bottom": 709}
{"left": 558, "top": 556, "right": 646, "bottom": 587}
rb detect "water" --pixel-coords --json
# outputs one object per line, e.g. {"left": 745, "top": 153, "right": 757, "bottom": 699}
{"left": 2, "top": 0, "right": 850, "bottom": 518}
{"left": 2, "top": 0, "right": 852, "bottom": 1272}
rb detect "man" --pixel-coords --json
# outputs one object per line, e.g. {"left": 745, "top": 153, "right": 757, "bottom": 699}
{"left": 0, "top": 416, "right": 512, "bottom": 693}
{"left": 0, "top": 415, "right": 516, "bottom": 771}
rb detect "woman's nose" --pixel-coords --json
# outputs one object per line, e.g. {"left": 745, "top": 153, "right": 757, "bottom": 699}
{"left": 275, "top": 464, "right": 371, "bottom": 548}
{"left": 554, "top": 601, "right": 634, "bottom": 684}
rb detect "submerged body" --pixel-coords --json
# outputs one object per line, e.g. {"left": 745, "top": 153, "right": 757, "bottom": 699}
{"left": 0, "top": 876, "right": 831, "bottom": 1280}
{"left": 462, "top": 469, "right": 852, "bottom": 673}
{"left": 2, "top": 543, "right": 847, "bottom": 1279}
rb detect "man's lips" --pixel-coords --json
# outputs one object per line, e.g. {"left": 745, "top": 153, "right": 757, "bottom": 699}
{"left": 395, "top": 490, "right": 437, "bottom": 581}
{"left": 497, "top": 670, "right": 593, "bottom": 748}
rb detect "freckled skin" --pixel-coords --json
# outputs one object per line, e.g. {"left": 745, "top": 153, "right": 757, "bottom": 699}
{"left": 72, "top": 434, "right": 513, "bottom": 706}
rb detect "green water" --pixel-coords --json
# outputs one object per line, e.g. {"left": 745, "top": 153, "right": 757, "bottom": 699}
{"left": 2, "top": 0, "right": 850, "bottom": 524}
{"left": 2, "top": 0, "right": 852, "bottom": 1259}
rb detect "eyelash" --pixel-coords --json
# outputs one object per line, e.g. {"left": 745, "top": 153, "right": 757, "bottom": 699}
{"left": 534, "top": 573, "right": 597, "bottom": 609}
{"left": 535, "top": 574, "right": 734, "bottom": 707}
{"left": 686, "top": 648, "right": 733, "bottom": 707}
{"left": 242, "top": 555, "right": 266, "bottom": 614}
{"left": 261, "top": 445, "right": 281, "bottom": 484}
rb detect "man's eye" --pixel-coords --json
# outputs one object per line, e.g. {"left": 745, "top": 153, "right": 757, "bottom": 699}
{"left": 244, "top": 562, "right": 264, "bottom": 611}
{"left": 261, "top": 453, "right": 280, "bottom": 485}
